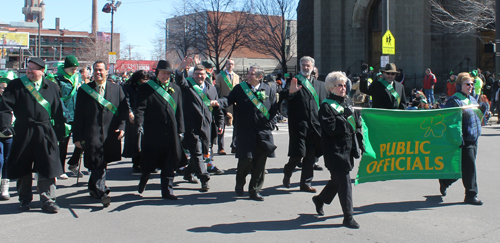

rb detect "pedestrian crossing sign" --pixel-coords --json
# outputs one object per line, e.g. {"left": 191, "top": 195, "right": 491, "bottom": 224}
{"left": 382, "top": 30, "right": 395, "bottom": 55}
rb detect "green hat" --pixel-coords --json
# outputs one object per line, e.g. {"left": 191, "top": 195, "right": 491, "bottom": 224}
{"left": 369, "top": 66, "right": 374, "bottom": 71}
{"left": 0, "top": 77, "right": 10, "bottom": 84}
{"left": 64, "top": 55, "right": 80, "bottom": 68}
{"left": 201, "top": 60, "right": 215, "bottom": 69}
{"left": 470, "top": 70, "right": 478, "bottom": 77}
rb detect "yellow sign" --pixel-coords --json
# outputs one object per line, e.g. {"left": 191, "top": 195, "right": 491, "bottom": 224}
{"left": 109, "top": 52, "right": 116, "bottom": 55}
{"left": 0, "top": 31, "right": 30, "bottom": 49}
{"left": 382, "top": 30, "right": 395, "bottom": 55}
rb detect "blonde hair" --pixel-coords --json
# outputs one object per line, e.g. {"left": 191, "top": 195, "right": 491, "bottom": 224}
{"left": 455, "top": 72, "right": 472, "bottom": 86}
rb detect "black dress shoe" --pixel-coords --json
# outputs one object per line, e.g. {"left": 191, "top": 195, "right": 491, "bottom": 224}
{"left": 439, "top": 181, "right": 447, "bottom": 196}
{"left": 249, "top": 191, "right": 264, "bottom": 201}
{"left": 300, "top": 185, "right": 317, "bottom": 193}
{"left": 41, "top": 201, "right": 60, "bottom": 213}
{"left": 464, "top": 197, "right": 483, "bottom": 205}
{"left": 162, "top": 194, "right": 179, "bottom": 200}
{"left": 19, "top": 201, "right": 31, "bottom": 211}
{"left": 235, "top": 185, "right": 244, "bottom": 196}
{"left": 343, "top": 216, "right": 360, "bottom": 229}
{"left": 312, "top": 196, "right": 324, "bottom": 216}
{"left": 138, "top": 174, "right": 150, "bottom": 194}
{"left": 231, "top": 147, "right": 236, "bottom": 153}
{"left": 282, "top": 175, "right": 291, "bottom": 188}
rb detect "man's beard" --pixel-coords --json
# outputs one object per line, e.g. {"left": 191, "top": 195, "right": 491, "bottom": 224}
{"left": 301, "top": 70, "right": 312, "bottom": 77}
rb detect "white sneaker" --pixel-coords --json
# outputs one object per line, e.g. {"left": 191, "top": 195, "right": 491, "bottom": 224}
{"left": 58, "top": 174, "right": 69, "bottom": 180}
{"left": 0, "top": 179, "right": 9, "bottom": 200}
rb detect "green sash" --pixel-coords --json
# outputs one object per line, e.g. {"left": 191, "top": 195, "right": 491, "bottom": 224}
{"left": 453, "top": 92, "right": 484, "bottom": 120}
{"left": 220, "top": 71, "right": 234, "bottom": 90}
{"left": 378, "top": 78, "right": 401, "bottom": 105}
{"left": 240, "top": 82, "right": 270, "bottom": 120}
{"left": 80, "top": 83, "right": 118, "bottom": 116}
{"left": 20, "top": 76, "right": 53, "bottom": 123}
{"left": 296, "top": 74, "right": 320, "bottom": 110}
{"left": 322, "top": 98, "right": 355, "bottom": 129}
{"left": 146, "top": 80, "right": 177, "bottom": 113}
{"left": 61, "top": 73, "right": 81, "bottom": 102}
{"left": 186, "top": 77, "right": 213, "bottom": 112}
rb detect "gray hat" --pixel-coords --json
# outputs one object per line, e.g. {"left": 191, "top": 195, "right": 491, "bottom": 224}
{"left": 156, "top": 60, "right": 173, "bottom": 72}
{"left": 28, "top": 57, "right": 45, "bottom": 69}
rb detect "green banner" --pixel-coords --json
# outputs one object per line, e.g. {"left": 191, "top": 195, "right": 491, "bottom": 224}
{"left": 355, "top": 108, "right": 463, "bottom": 185}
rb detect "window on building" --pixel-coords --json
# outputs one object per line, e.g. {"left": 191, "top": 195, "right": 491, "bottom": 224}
{"left": 73, "top": 38, "right": 76, "bottom": 42}
{"left": 54, "top": 37, "right": 58, "bottom": 42}
{"left": 72, "top": 48, "right": 76, "bottom": 53}
{"left": 79, "top": 39, "right": 83, "bottom": 44}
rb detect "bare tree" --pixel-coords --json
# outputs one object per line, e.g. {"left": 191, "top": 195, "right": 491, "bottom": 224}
{"left": 192, "top": 0, "right": 253, "bottom": 72}
{"left": 166, "top": 0, "right": 202, "bottom": 60}
{"left": 247, "top": 0, "right": 298, "bottom": 74}
{"left": 77, "top": 36, "right": 111, "bottom": 64}
{"left": 429, "top": 0, "right": 495, "bottom": 35}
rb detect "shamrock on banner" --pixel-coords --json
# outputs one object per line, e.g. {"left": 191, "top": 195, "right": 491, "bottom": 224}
{"left": 355, "top": 108, "right": 463, "bottom": 185}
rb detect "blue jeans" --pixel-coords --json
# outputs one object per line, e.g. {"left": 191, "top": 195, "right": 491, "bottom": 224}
{"left": 0, "top": 137, "right": 13, "bottom": 178}
{"left": 425, "top": 89, "right": 435, "bottom": 105}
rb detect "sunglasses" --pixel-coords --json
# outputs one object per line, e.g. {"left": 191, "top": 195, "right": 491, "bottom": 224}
{"left": 385, "top": 72, "right": 397, "bottom": 75}
{"left": 463, "top": 83, "right": 474, "bottom": 86}
{"left": 334, "top": 84, "right": 347, "bottom": 88}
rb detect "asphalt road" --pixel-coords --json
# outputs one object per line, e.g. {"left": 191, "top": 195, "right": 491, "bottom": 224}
{"left": 1, "top": 120, "right": 499, "bottom": 242}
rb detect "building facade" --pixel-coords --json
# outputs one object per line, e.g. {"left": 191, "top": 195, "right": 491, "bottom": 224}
{"left": 297, "top": 0, "right": 491, "bottom": 92}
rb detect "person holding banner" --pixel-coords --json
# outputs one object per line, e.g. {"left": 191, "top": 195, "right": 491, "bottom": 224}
{"left": 282, "top": 56, "right": 328, "bottom": 193}
{"left": 176, "top": 57, "right": 224, "bottom": 192}
{"left": 311, "top": 71, "right": 361, "bottom": 229}
{"left": 55, "top": 55, "right": 83, "bottom": 179}
{"left": 212, "top": 65, "right": 278, "bottom": 201}
{"left": 360, "top": 63, "right": 406, "bottom": 109}
{"left": 439, "top": 72, "right": 483, "bottom": 205}
{"left": 135, "top": 60, "right": 185, "bottom": 200}
{"left": 0, "top": 57, "right": 66, "bottom": 213}
{"left": 73, "top": 61, "right": 129, "bottom": 207}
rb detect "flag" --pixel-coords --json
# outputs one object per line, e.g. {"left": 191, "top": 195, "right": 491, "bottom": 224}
{"left": 97, "top": 32, "right": 111, "bottom": 42}
{"left": 355, "top": 108, "right": 463, "bottom": 185}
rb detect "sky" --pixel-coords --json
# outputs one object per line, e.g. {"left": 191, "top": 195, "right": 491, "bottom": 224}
{"left": 1, "top": 0, "right": 177, "bottom": 60}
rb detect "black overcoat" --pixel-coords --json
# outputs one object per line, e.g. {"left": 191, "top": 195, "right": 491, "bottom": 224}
{"left": 73, "top": 81, "right": 128, "bottom": 170}
{"left": 175, "top": 72, "right": 224, "bottom": 154}
{"left": 122, "top": 84, "right": 140, "bottom": 158}
{"left": 283, "top": 76, "right": 327, "bottom": 157}
{"left": 0, "top": 77, "right": 65, "bottom": 179}
{"left": 218, "top": 81, "right": 278, "bottom": 158}
{"left": 319, "top": 94, "right": 362, "bottom": 172}
{"left": 360, "top": 77, "right": 407, "bottom": 109}
{"left": 134, "top": 80, "right": 186, "bottom": 172}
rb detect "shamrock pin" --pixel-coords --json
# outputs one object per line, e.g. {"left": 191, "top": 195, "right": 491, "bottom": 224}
{"left": 167, "top": 87, "right": 175, "bottom": 94}
{"left": 420, "top": 114, "right": 446, "bottom": 138}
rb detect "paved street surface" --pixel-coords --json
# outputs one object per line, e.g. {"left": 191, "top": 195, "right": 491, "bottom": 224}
{"left": 1, "top": 121, "right": 500, "bottom": 242}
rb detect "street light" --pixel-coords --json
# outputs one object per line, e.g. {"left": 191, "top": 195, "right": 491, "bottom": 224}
{"left": 102, "top": 0, "right": 121, "bottom": 53}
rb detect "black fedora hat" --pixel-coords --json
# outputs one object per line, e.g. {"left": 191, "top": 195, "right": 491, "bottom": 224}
{"left": 156, "top": 60, "right": 173, "bottom": 72}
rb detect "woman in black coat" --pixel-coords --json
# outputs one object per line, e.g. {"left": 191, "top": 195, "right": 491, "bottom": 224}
{"left": 122, "top": 70, "right": 149, "bottom": 174}
{"left": 312, "top": 71, "right": 362, "bottom": 229}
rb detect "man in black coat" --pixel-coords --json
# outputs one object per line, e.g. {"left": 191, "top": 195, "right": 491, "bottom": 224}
{"left": 175, "top": 57, "right": 224, "bottom": 192}
{"left": 213, "top": 65, "right": 278, "bottom": 201}
{"left": 73, "top": 61, "right": 128, "bottom": 207}
{"left": 282, "top": 56, "right": 328, "bottom": 193}
{"left": 360, "top": 63, "right": 406, "bottom": 109}
{"left": 135, "top": 60, "right": 185, "bottom": 200}
{"left": 0, "top": 58, "right": 65, "bottom": 213}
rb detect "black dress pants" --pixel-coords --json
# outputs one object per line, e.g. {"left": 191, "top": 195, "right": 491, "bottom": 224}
{"left": 236, "top": 143, "right": 268, "bottom": 193}
{"left": 318, "top": 169, "right": 354, "bottom": 216}
{"left": 439, "top": 141, "right": 478, "bottom": 198}
{"left": 283, "top": 131, "right": 316, "bottom": 187}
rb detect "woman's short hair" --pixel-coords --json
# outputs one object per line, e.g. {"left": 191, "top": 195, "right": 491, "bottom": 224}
{"left": 455, "top": 72, "right": 472, "bottom": 86}
{"left": 324, "top": 71, "right": 347, "bottom": 92}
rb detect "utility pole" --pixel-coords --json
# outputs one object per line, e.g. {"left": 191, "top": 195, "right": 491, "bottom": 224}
{"left": 382, "top": 0, "right": 392, "bottom": 63}
{"left": 125, "top": 44, "right": 134, "bottom": 60}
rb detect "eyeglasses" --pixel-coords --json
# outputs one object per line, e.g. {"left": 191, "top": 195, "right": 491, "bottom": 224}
{"left": 385, "top": 72, "right": 397, "bottom": 76}
{"left": 463, "top": 83, "right": 474, "bottom": 86}
{"left": 334, "top": 84, "right": 347, "bottom": 88}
